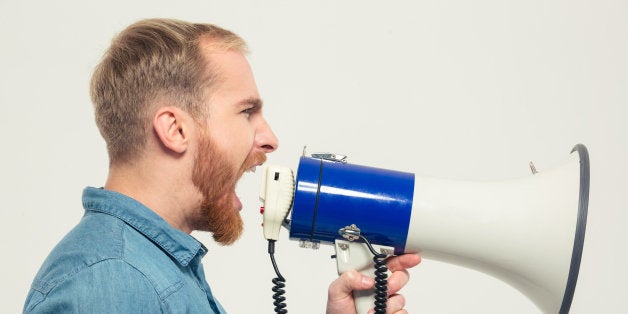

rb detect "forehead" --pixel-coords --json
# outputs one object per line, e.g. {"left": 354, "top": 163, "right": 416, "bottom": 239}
{"left": 201, "top": 47, "right": 260, "bottom": 107}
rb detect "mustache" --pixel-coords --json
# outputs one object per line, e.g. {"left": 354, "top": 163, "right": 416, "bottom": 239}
{"left": 238, "top": 151, "right": 267, "bottom": 177}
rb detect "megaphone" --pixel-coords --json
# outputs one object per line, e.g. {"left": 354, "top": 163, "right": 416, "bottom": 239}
{"left": 260, "top": 144, "right": 589, "bottom": 313}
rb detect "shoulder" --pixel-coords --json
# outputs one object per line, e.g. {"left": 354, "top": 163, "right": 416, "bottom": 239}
{"left": 29, "top": 212, "right": 125, "bottom": 292}
{"left": 24, "top": 259, "right": 163, "bottom": 313}
{"left": 25, "top": 213, "right": 184, "bottom": 313}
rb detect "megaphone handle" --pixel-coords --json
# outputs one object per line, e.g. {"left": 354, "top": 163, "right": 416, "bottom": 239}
{"left": 334, "top": 240, "right": 393, "bottom": 314}
{"left": 353, "top": 289, "right": 377, "bottom": 314}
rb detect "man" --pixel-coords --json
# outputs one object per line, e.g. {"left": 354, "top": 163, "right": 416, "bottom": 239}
{"left": 24, "top": 18, "right": 420, "bottom": 313}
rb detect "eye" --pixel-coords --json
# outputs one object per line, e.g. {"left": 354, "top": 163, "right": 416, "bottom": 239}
{"left": 238, "top": 98, "right": 263, "bottom": 118}
{"left": 241, "top": 106, "right": 259, "bottom": 118}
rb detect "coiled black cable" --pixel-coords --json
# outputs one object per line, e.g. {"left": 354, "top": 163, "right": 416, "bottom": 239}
{"left": 359, "top": 235, "right": 389, "bottom": 314}
{"left": 268, "top": 240, "right": 287, "bottom": 313}
{"left": 268, "top": 235, "right": 388, "bottom": 313}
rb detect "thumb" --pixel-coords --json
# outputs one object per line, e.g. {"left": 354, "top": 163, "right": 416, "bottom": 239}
{"left": 329, "top": 270, "right": 375, "bottom": 299}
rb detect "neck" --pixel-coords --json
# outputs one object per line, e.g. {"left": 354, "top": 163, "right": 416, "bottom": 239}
{"left": 104, "top": 158, "right": 201, "bottom": 234}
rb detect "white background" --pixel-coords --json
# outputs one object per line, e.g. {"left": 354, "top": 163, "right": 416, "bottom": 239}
{"left": 1, "top": 0, "right": 626, "bottom": 313}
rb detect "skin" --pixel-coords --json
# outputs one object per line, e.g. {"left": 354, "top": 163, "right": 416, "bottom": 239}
{"left": 104, "top": 38, "right": 421, "bottom": 313}
{"left": 327, "top": 254, "right": 422, "bottom": 314}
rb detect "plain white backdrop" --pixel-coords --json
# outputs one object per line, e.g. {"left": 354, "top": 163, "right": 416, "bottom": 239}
{"left": 1, "top": 0, "right": 626, "bottom": 313}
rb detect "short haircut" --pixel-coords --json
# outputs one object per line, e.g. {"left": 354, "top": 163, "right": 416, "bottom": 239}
{"left": 90, "top": 18, "right": 247, "bottom": 164}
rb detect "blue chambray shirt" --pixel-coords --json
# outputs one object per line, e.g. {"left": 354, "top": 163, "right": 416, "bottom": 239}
{"left": 24, "top": 187, "right": 227, "bottom": 313}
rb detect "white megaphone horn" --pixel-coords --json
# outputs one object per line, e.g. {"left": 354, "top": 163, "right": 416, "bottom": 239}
{"left": 260, "top": 144, "right": 589, "bottom": 314}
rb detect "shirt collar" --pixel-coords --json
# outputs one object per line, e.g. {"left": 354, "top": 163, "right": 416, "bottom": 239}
{"left": 82, "top": 186, "right": 207, "bottom": 267}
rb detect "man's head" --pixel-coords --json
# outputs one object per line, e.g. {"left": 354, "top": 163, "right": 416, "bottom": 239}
{"left": 92, "top": 18, "right": 278, "bottom": 244}
{"left": 91, "top": 18, "right": 247, "bottom": 163}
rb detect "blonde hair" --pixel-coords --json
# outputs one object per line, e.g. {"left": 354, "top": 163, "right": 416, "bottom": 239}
{"left": 90, "top": 18, "right": 247, "bottom": 164}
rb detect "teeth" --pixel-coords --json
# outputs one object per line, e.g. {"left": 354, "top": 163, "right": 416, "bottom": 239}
{"left": 245, "top": 163, "right": 264, "bottom": 174}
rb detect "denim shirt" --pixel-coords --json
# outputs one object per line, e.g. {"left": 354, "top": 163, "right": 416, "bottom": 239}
{"left": 24, "top": 187, "right": 226, "bottom": 313}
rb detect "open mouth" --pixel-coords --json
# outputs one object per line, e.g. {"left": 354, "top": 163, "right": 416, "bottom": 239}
{"left": 244, "top": 161, "right": 265, "bottom": 174}
{"left": 234, "top": 162, "right": 265, "bottom": 211}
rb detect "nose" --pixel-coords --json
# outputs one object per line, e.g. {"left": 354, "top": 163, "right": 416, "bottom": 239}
{"left": 256, "top": 117, "right": 279, "bottom": 153}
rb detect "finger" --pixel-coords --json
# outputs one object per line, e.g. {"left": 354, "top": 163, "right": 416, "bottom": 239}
{"left": 386, "top": 293, "right": 406, "bottom": 314}
{"left": 328, "top": 270, "right": 375, "bottom": 301}
{"left": 386, "top": 253, "right": 421, "bottom": 272}
{"left": 387, "top": 269, "right": 410, "bottom": 295}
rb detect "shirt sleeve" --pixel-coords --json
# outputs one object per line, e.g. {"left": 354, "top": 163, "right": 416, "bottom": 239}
{"left": 25, "top": 259, "right": 163, "bottom": 313}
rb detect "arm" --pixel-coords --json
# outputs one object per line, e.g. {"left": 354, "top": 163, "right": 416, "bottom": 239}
{"left": 326, "top": 253, "right": 421, "bottom": 314}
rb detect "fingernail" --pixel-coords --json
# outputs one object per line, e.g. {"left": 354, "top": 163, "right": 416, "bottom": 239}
{"left": 362, "top": 276, "right": 374, "bottom": 287}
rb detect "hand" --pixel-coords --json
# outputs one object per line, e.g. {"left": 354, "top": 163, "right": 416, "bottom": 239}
{"left": 326, "top": 253, "right": 421, "bottom": 314}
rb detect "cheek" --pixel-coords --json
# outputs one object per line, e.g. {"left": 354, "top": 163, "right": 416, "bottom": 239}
{"left": 217, "top": 125, "right": 255, "bottom": 162}
{"left": 236, "top": 131, "right": 256, "bottom": 158}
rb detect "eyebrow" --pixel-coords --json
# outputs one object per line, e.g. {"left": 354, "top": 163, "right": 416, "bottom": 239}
{"left": 239, "top": 97, "right": 263, "bottom": 109}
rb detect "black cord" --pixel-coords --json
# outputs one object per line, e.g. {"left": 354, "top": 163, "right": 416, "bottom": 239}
{"left": 268, "top": 240, "right": 287, "bottom": 314}
{"left": 358, "top": 235, "right": 389, "bottom": 314}
{"left": 268, "top": 235, "right": 387, "bottom": 313}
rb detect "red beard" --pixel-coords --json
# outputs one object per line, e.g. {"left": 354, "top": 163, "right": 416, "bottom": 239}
{"left": 191, "top": 132, "right": 266, "bottom": 245}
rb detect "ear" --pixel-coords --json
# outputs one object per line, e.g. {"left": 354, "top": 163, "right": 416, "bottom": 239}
{"left": 153, "top": 106, "right": 192, "bottom": 154}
